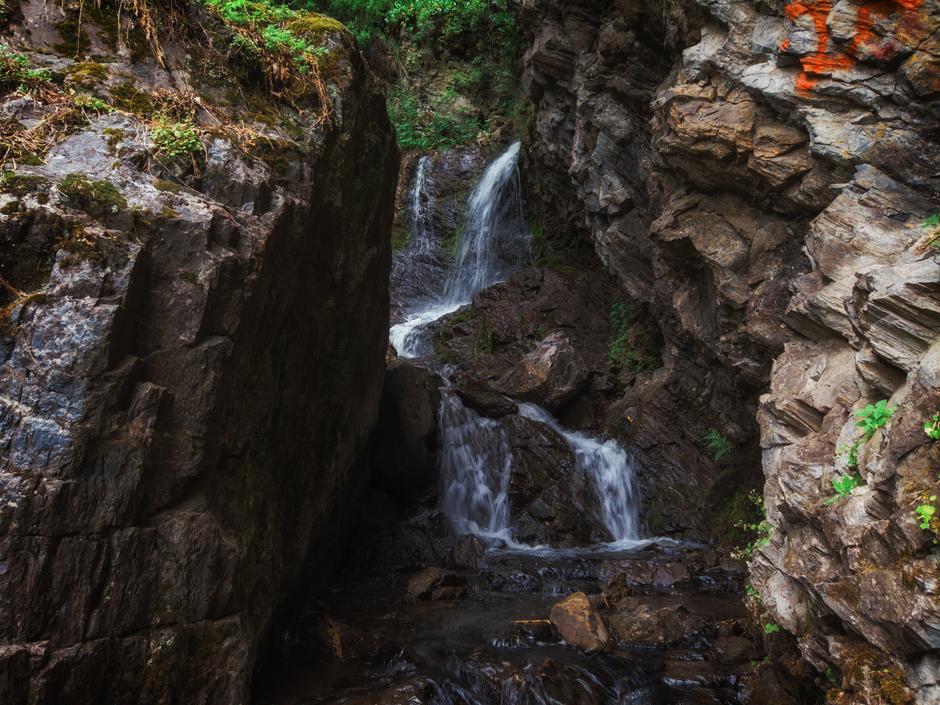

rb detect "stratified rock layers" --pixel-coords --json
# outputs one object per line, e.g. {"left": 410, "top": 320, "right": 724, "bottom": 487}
{"left": 0, "top": 3, "right": 398, "bottom": 704}
{"left": 518, "top": 0, "right": 939, "bottom": 702}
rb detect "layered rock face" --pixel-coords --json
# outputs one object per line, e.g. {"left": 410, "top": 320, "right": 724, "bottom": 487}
{"left": 518, "top": 0, "right": 939, "bottom": 702}
{"left": 0, "top": 3, "right": 397, "bottom": 703}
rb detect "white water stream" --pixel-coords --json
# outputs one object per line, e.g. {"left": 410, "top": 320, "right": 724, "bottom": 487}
{"left": 389, "top": 142, "right": 642, "bottom": 547}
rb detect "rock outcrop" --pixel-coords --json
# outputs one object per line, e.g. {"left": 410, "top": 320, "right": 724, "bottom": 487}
{"left": 518, "top": 0, "right": 939, "bottom": 701}
{"left": 0, "top": 2, "right": 397, "bottom": 704}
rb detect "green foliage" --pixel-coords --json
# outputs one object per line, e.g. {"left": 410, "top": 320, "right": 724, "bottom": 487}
{"left": 72, "top": 93, "right": 111, "bottom": 113}
{"left": 704, "top": 428, "right": 732, "bottom": 462}
{"left": 855, "top": 400, "right": 895, "bottom": 441}
{"left": 0, "top": 45, "right": 52, "bottom": 93}
{"left": 922, "top": 214, "right": 940, "bottom": 228}
{"left": 915, "top": 498, "right": 937, "bottom": 530}
{"left": 745, "top": 585, "right": 760, "bottom": 600}
{"left": 389, "top": 88, "right": 480, "bottom": 151}
{"left": 731, "top": 490, "right": 772, "bottom": 560}
{"left": 924, "top": 413, "right": 940, "bottom": 440}
{"left": 607, "top": 301, "right": 657, "bottom": 373}
{"left": 150, "top": 117, "right": 203, "bottom": 159}
{"left": 475, "top": 322, "right": 494, "bottom": 354}
{"left": 312, "top": 0, "right": 512, "bottom": 46}
{"left": 763, "top": 623, "right": 782, "bottom": 635}
{"left": 58, "top": 173, "right": 127, "bottom": 217}
{"left": 825, "top": 473, "right": 862, "bottom": 505}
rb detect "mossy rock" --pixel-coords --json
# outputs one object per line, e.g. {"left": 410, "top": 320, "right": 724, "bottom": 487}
{"left": 0, "top": 171, "right": 50, "bottom": 196}
{"left": 109, "top": 81, "right": 156, "bottom": 114}
{"left": 58, "top": 173, "right": 127, "bottom": 217}
{"left": 64, "top": 61, "right": 109, "bottom": 87}
{"left": 284, "top": 13, "right": 347, "bottom": 39}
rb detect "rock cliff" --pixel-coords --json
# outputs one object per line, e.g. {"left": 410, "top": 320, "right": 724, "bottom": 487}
{"left": 517, "top": 0, "right": 939, "bottom": 702}
{"left": 0, "top": 2, "right": 397, "bottom": 703}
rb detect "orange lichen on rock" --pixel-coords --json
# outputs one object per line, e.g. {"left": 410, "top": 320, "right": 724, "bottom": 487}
{"left": 783, "top": 0, "right": 926, "bottom": 91}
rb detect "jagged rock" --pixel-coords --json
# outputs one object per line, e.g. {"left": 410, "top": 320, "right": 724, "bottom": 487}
{"left": 606, "top": 599, "right": 710, "bottom": 648}
{"left": 549, "top": 592, "right": 610, "bottom": 652}
{"left": 452, "top": 372, "right": 519, "bottom": 418}
{"left": 444, "top": 535, "right": 488, "bottom": 570}
{"left": 0, "top": 3, "right": 398, "bottom": 704}
{"left": 519, "top": 0, "right": 940, "bottom": 700}
{"left": 497, "top": 332, "right": 589, "bottom": 410}
{"left": 371, "top": 363, "right": 443, "bottom": 500}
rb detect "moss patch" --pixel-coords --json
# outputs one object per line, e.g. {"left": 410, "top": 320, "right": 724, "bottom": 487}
{"left": 0, "top": 170, "right": 50, "bottom": 196}
{"left": 58, "top": 173, "right": 127, "bottom": 217}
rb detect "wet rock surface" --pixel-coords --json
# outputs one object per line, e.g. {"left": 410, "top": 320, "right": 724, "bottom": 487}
{"left": 258, "top": 541, "right": 768, "bottom": 705}
{"left": 0, "top": 3, "right": 398, "bottom": 704}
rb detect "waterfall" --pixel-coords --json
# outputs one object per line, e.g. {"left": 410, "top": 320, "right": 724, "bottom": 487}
{"left": 390, "top": 142, "right": 529, "bottom": 359}
{"left": 409, "top": 155, "right": 435, "bottom": 254}
{"left": 437, "top": 390, "right": 514, "bottom": 542}
{"left": 518, "top": 404, "right": 640, "bottom": 543}
{"left": 443, "top": 141, "right": 530, "bottom": 304}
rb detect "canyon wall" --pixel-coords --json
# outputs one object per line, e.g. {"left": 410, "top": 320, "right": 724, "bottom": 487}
{"left": 0, "top": 2, "right": 398, "bottom": 703}
{"left": 517, "top": 0, "right": 939, "bottom": 702}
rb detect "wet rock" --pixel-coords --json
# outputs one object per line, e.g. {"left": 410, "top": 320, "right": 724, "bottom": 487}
{"left": 406, "top": 567, "right": 466, "bottom": 602}
{"left": 452, "top": 372, "right": 518, "bottom": 418}
{"left": 444, "top": 535, "right": 488, "bottom": 570}
{"left": 606, "top": 599, "right": 710, "bottom": 648}
{"left": 501, "top": 414, "right": 609, "bottom": 546}
{"left": 549, "top": 592, "right": 610, "bottom": 652}
{"left": 497, "top": 332, "right": 589, "bottom": 411}
{"left": 371, "top": 363, "right": 443, "bottom": 500}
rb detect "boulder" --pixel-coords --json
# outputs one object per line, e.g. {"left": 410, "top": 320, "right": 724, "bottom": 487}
{"left": 497, "top": 332, "right": 589, "bottom": 411}
{"left": 444, "top": 535, "right": 488, "bottom": 570}
{"left": 606, "top": 599, "right": 710, "bottom": 648}
{"left": 406, "top": 567, "right": 466, "bottom": 602}
{"left": 549, "top": 592, "right": 610, "bottom": 652}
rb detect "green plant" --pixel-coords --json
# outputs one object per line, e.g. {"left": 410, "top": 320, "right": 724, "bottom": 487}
{"left": 855, "top": 400, "right": 895, "bottom": 440}
{"left": 0, "top": 45, "right": 52, "bottom": 93}
{"left": 922, "top": 214, "right": 939, "bottom": 228}
{"left": 825, "top": 667, "right": 837, "bottom": 684}
{"left": 150, "top": 116, "right": 203, "bottom": 159}
{"left": 924, "top": 413, "right": 940, "bottom": 440}
{"left": 745, "top": 585, "right": 760, "bottom": 600}
{"left": 72, "top": 93, "right": 111, "bottom": 113}
{"left": 704, "top": 428, "right": 732, "bottom": 462}
{"left": 475, "top": 323, "right": 494, "bottom": 354}
{"left": 607, "top": 301, "right": 657, "bottom": 373}
{"left": 825, "top": 473, "right": 862, "bottom": 505}
{"left": 764, "top": 623, "right": 781, "bottom": 635}
{"left": 915, "top": 498, "right": 937, "bottom": 530}
{"left": 731, "top": 490, "right": 772, "bottom": 560}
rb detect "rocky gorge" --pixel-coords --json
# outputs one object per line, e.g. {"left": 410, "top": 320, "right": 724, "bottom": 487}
{"left": 0, "top": 0, "right": 938, "bottom": 704}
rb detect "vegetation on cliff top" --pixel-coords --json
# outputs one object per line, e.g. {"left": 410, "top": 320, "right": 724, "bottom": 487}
{"left": 311, "top": 0, "right": 521, "bottom": 149}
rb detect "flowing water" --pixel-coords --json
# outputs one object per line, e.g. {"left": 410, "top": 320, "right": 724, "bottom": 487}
{"left": 259, "top": 142, "right": 751, "bottom": 705}
{"left": 390, "top": 142, "right": 531, "bottom": 360}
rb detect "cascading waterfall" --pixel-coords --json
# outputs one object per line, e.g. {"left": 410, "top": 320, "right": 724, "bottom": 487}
{"left": 437, "top": 390, "right": 514, "bottom": 542}
{"left": 519, "top": 404, "right": 640, "bottom": 543}
{"left": 389, "top": 140, "right": 641, "bottom": 547}
{"left": 390, "top": 142, "right": 530, "bottom": 359}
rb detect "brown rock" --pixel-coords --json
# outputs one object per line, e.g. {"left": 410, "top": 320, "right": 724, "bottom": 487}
{"left": 498, "top": 332, "right": 589, "bottom": 411}
{"left": 549, "top": 592, "right": 610, "bottom": 652}
{"left": 405, "top": 567, "right": 466, "bottom": 602}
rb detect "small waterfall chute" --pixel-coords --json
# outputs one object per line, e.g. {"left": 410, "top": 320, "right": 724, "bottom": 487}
{"left": 519, "top": 403, "right": 641, "bottom": 543}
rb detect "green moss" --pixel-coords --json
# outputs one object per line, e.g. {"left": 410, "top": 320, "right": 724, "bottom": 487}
{"left": 109, "top": 81, "right": 156, "bottom": 114}
{"left": 284, "top": 13, "right": 347, "bottom": 38}
{"left": 102, "top": 127, "right": 127, "bottom": 151}
{"left": 64, "top": 60, "right": 108, "bottom": 87}
{"left": 475, "top": 323, "right": 494, "bottom": 354}
{"left": 1, "top": 198, "right": 20, "bottom": 214}
{"left": 0, "top": 171, "right": 50, "bottom": 196}
{"left": 153, "top": 178, "right": 185, "bottom": 194}
{"left": 58, "top": 173, "right": 127, "bottom": 217}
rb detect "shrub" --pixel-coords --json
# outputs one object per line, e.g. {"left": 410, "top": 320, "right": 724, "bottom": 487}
{"left": 150, "top": 117, "right": 203, "bottom": 159}
{"left": 855, "top": 400, "right": 895, "bottom": 440}
{"left": 825, "top": 473, "right": 861, "bottom": 505}
{"left": 0, "top": 45, "right": 52, "bottom": 93}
